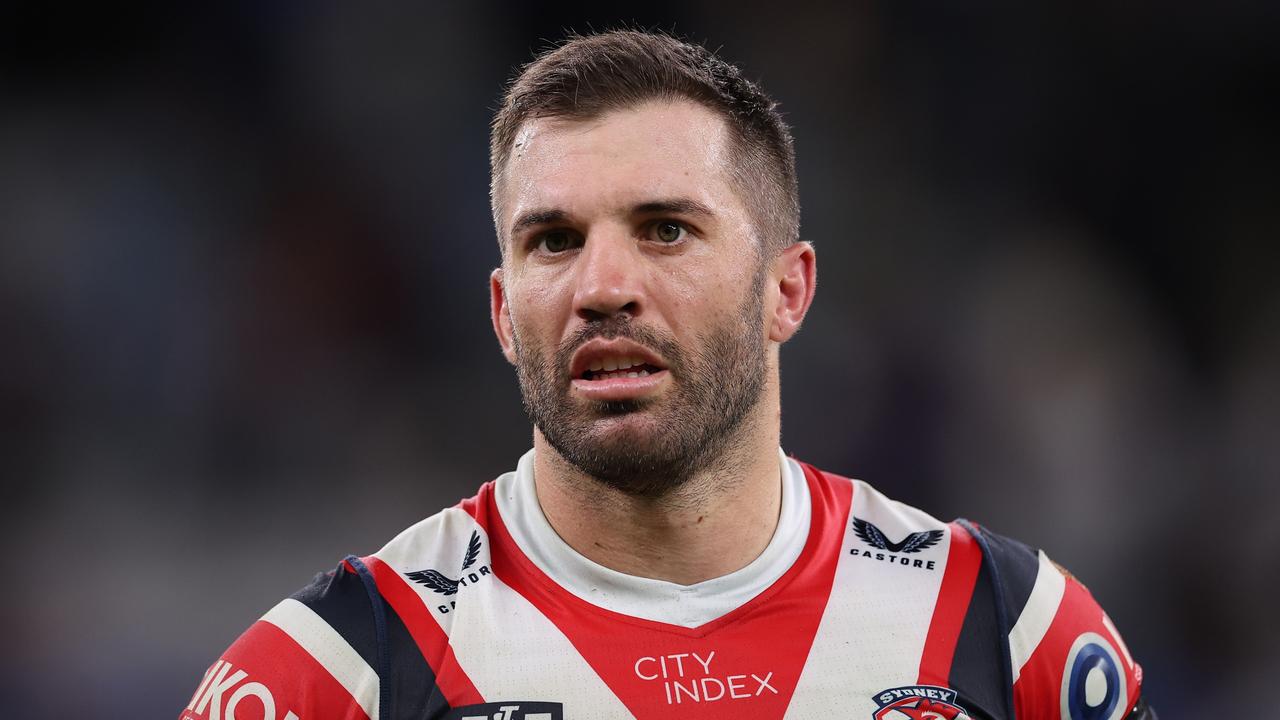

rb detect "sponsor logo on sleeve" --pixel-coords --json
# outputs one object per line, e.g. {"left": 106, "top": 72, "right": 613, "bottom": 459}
{"left": 445, "top": 702, "right": 562, "bottom": 720}
{"left": 404, "top": 530, "right": 491, "bottom": 614}
{"left": 1061, "top": 632, "right": 1128, "bottom": 720}
{"left": 872, "top": 685, "right": 971, "bottom": 719}
{"left": 182, "top": 660, "right": 299, "bottom": 720}
{"left": 850, "top": 517, "right": 944, "bottom": 571}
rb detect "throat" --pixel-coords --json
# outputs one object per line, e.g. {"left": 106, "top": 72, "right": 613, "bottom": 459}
{"left": 534, "top": 449, "right": 785, "bottom": 585}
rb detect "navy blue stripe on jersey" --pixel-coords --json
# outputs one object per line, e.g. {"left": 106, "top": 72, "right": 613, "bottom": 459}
{"left": 974, "top": 525, "right": 1042, "bottom": 625}
{"left": 290, "top": 567, "right": 380, "bottom": 669}
{"left": 347, "top": 556, "right": 392, "bottom": 720}
{"left": 960, "top": 520, "right": 1018, "bottom": 720}
{"left": 380, "top": 577, "right": 451, "bottom": 718}
{"left": 292, "top": 560, "right": 451, "bottom": 718}
{"left": 947, "top": 538, "right": 1010, "bottom": 720}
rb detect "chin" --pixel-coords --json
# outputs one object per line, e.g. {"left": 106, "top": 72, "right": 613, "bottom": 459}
{"left": 543, "top": 421, "right": 690, "bottom": 492}
{"left": 585, "top": 405, "right": 666, "bottom": 437}
{"left": 578, "top": 419, "right": 657, "bottom": 453}
{"left": 585, "top": 395, "right": 657, "bottom": 416}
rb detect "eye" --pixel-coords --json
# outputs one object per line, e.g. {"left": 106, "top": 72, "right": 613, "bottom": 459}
{"left": 537, "top": 230, "right": 579, "bottom": 253}
{"left": 654, "top": 221, "right": 686, "bottom": 244}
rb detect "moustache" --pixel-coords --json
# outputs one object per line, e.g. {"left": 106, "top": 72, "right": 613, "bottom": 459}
{"left": 553, "top": 318, "right": 681, "bottom": 378}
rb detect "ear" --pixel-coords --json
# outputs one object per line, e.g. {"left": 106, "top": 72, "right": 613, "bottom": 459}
{"left": 768, "top": 241, "right": 816, "bottom": 343}
{"left": 490, "top": 268, "right": 517, "bottom": 364}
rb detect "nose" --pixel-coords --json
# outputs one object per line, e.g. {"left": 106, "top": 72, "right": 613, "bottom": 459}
{"left": 572, "top": 230, "right": 646, "bottom": 322}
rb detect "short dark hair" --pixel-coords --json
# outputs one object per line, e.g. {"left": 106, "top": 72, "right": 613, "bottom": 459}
{"left": 490, "top": 30, "right": 799, "bottom": 256}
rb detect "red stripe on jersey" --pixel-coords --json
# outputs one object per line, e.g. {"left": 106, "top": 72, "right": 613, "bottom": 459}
{"left": 457, "top": 490, "right": 483, "bottom": 518}
{"left": 471, "top": 463, "right": 854, "bottom": 720}
{"left": 362, "top": 555, "right": 485, "bottom": 708}
{"left": 181, "top": 620, "right": 368, "bottom": 720}
{"left": 916, "top": 521, "right": 983, "bottom": 685}
{"left": 1013, "top": 576, "right": 1142, "bottom": 719}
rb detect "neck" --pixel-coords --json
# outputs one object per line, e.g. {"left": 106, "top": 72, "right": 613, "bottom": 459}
{"left": 531, "top": 397, "right": 783, "bottom": 586}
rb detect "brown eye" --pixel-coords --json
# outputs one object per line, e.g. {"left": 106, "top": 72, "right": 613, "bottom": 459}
{"left": 540, "top": 231, "right": 574, "bottom": 253}
{"left": 655, "top": 221, "right": 685, "bottom": 243}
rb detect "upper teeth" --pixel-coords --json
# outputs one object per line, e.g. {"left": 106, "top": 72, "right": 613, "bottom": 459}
{"left": 588, "top": 356, "right": 643, "bottom": 372}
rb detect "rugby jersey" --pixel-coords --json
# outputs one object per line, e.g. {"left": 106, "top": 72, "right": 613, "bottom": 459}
{"left": 181, "top": 450, "right": 1152, "bottom": 719}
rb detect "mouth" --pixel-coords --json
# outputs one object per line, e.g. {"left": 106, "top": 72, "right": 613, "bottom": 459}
{"left": 568, "top": 339, "right": 670, "bottom": 401}
{"left": 579, "top": 356, "right": 665, "bottom": 381}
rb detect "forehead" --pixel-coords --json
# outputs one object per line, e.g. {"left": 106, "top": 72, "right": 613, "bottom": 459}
{"left": 500, "top": 100, "right": 745, "bottom": 232}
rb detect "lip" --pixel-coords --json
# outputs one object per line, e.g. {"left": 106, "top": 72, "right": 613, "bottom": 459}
{"left": 568, "top": 338, "right": 668, "bottom": 378}
{"left": 570, "top": 369, "right": 669, "bottom": 402}
{"left": 568, "top": 337, "right": 670, "bottom": 402}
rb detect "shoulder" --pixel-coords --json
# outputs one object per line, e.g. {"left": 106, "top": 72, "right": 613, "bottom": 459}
{"left": 181, "top": 484, "right": 499, "bottom": 720}
{"left": 802, "top": 461, "right": 952, "bottom": 559}
{"left": 964, "top": 522, "right": 1150, "bottom": 720}
{"left": 373, "top": 483, "right": 496, "bottom": 578}
{"left": 798, "top": 461, "right": 1151, "bottom": 719}
{"left": 181, "top": 563, "right": 381, "bottom": 720}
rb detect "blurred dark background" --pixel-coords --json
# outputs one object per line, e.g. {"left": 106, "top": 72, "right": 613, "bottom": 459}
{"left": 2, "top": 2, "right": 1276, "bottom": 717}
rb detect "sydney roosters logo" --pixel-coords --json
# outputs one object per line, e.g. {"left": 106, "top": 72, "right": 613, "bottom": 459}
{"left": 872, "top": 685, "right": 971, "bottom": 719}
{"left": 405, "top": 530, "right": 489, "bottom": 596}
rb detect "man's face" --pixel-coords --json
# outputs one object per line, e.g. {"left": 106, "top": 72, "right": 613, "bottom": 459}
{"left": 492, "top": 100, "right": 772, "bottom": 495}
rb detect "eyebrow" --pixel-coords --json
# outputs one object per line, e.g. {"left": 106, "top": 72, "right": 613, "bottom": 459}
{"left": 508, "top": 198, "right": 716, "bottom": 239}
{"left": 510, "top": 208, "right": 568, "bottom": 238}
{"left": 633, "top": 198, "right": 714, "bottom": 219}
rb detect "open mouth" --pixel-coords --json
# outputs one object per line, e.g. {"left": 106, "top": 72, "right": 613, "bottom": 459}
{"left": 568, "top": 339, "right": 670, "bottom": 401}
{"left": 580, "top": 356, "right": 665, "bottom": 381}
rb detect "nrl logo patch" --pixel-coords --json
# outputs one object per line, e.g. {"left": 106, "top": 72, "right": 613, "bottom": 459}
{"left": 443, "top": 701, "right": 562, "bottom": 720}
{"left": 872, "top": 684, "right": 971, "bottom": 719}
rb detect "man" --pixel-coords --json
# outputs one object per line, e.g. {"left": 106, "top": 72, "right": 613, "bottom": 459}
{"left": 182, "top": 31, "right": 1154, "bottom": 720}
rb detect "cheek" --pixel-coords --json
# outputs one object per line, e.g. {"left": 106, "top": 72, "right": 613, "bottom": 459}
{"left": 695, "top": 231, "right": 760, "bottom": 300}
{"left": 508, "top": 276, "right": 571, "bottom": 340}
{"left": 651, "top": 278, "right": 735, "bottom": 348}
{"left": 647, "top": 267, "right": 700, "bottom": 329}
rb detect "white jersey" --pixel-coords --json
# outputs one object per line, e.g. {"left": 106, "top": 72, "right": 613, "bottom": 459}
{"left": 182, "top": 450, "right": 1151, "bottom": 719}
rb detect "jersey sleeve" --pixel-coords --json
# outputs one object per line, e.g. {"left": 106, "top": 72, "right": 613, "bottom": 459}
{"left": 972, "top": 525, "right": 1154, "bottom": 720}
{"left": 179, "top": 562, "right": 381, "bottom": 720}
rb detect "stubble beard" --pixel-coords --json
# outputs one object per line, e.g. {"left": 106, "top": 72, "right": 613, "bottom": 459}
{"left": 512, "top": 269, "right": 769, "bottom": 499}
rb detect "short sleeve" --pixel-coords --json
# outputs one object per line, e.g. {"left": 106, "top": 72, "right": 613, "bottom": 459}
{"left": 974, "top": 525, "right": 1148, "bottom": 720}
{"left": 179, "top": 566, "right": 380, "bottom": 720}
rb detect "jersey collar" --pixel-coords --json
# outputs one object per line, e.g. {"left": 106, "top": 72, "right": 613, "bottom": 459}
{"left": 492, "top": 448, "right": 812, "bottom": 628}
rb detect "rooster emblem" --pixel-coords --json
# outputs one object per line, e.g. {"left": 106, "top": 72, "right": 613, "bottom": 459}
{"left": 853, "top": 518, "right": 944, "bottom": 554}
{"left": 405, "top": 530, "right": 483, "bottom": 596}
